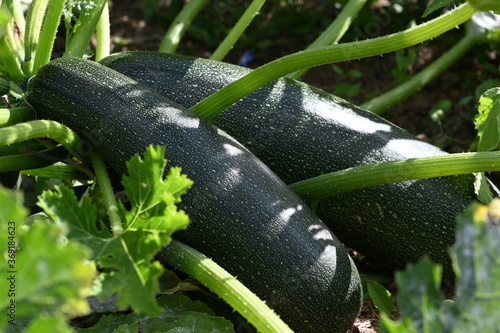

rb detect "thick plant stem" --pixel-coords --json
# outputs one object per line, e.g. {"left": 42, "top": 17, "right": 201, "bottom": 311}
{"left": 32, "top": 0, "right": 66, "bottom": 74}
{"left": 289, "top": 152, "right": 500, "bottom": 201}
{"left": 64, "top": 0, "right": 108, "bottom": 58}
{"left": 362, "top": 35, "right": 479, "bottom": 114}
{"left": 0, "top": 36, "right": 25, "bottom": 82}
{"left": 192, "top": 3, "right": 476, "bottom": 120}
{"left": 0, "top": 106, "right": 36, "bottom": 127}
{"left": 287, "top": 0, "right": 367, "bottom": 80}
{"left": 159, "top": 0, "right": 209, "bottom": 53}
{"left": 0, "top": 120, "right": 81, "bottom": 156}
{"left": 158, "top": 240, "right": 294, "bottom": 333}
{"left": 95, "top": 1, "right": 111, "bottom": 61}
{"left": 210, "top": 0, "right": 266, "bottom": 61}
{"left": 23, "top": 0, "right": 51, "bottom": 77}
{"left": 91, "top": 151, "right": 122, "bottom": 235}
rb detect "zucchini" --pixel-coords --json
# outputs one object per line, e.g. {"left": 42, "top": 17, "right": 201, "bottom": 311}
{"left": 100, "top": 51, "right": 497, "bottom": 277}
{"left": 26, "top": 57, "right": 362, "bottom": 333}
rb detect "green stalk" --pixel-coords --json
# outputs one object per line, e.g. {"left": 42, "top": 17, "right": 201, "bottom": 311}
{"left": 0, "top": 36, "right": 25, "bottom": 82}
{"left": 32, "top": 0, "right": 66, "bottom": 75}
{"left": 9, "top": 0, "right": 26, "bottom": 37}
{"left": 362, "top": 34, "right": 480, "bottom": 114}
{"left": 159, "top": 0, "right": 210, "bottom": 53}
{"left": 23, "top": 0, "right": 50, "bottom": 76}
{"left": 210, "top": 0, "right": 266, "bottom": 61}
{"left": 192, "top": 3, "right": 476, "bottom": 120}
{"left": 158, "top": 240, "right": 294, "bottom": 333}
{"left": 64, "top": 0, "right": 108, "bottom": 58}
{"left": 94, "top": 1, "right": 111, "bottom": 61}
{"left": 289, "top": 152, "right": 500, "bottom": 202}
{"left": 287, "top": 0, "right": 367, "bottom": 80}
{"left": 0, "top": 147, "right": 68, "bottom": 172}
{"left": 0, "top": 120, "right": 81, "bottom": 156}
{"left": 0, "top": 106, "right": 36, "bottom": 127}
{"left": 90, "top": 151, "right": 123, "bottom": 235}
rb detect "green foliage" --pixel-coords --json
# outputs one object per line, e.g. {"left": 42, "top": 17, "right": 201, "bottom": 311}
{"left": 423, "top": 0, "right": 458, "bottom": 17}
{"left": 37, "top": 145, "right": 192, "bottom": 316}
{"left": 365, "top": 281, "right": 397, "bottom": 318}
{"left": 0, "top": 146, "right": 196, "bottom": 331}
{"left": 475, "top": 87, "right": 500, "bottom": 151}
{"left": 75, "top": 293, "right": 234, "bottom": 333}
{"left": 380, "top": 199, "right": 500, "bottom": 332}
{"left": 0, "top": 186, "right": 95, "bottom": 331}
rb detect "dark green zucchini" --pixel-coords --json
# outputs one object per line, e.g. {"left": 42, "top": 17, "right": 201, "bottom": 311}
{"left": 100, "top": 51, "right": 498, "bottom": 277}
{"left": 27, "top": 57, "right": 362, "bottom": 333}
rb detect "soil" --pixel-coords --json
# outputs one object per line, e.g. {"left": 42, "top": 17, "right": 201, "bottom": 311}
{"left": 104, "top": 1, "right": 498, "bottom": 332}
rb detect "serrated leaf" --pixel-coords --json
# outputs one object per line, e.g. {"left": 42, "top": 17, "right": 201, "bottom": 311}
{"left": 0, "top": 215, "right": 95, "bottom": 327}
{"left": 76, "top": 293, "right": 235, "bottom": 333}
{"left": 96, "top": 229, "right": 166, "bottom": 315}
{"left": 451, "top": 200, "right": 500, "bottom": 331}
{"left": 475, "top": 87, "right": 500, "bottom": 152}
{"left": 36, "top": 146, "right": 193, "bottom": 317}
{"left": 118, "top": 145, "right": 192, "bottom": 242}
{"left": 394, "top": 257, "right": 445, "bottom": 332}
{"left": 37, "top": 185, "right": 113, "bottom": 257}
{"left": 423, "top": 0, "right": 457, "bottom": 18}
{"left": 366, "top": 281, "right": 396, "bottom": 317}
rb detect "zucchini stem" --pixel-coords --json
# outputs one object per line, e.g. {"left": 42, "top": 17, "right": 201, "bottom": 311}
{"left": 287, "top": 0, "right": 368, "bottom": 80}
{"left": 32, "top": 0, "right": 66, "bottom": 74}
{"left": 192, "top": 3, "right": 476, "bottom": 120}
{"left": 158, "top": 0, "right": 210, "bottom": 54}
{"left": 91, "top": 151, "right": 123, "bottom": 235}
{"left": 0, "top": 120, "right": 81, "bottom": 157}
{"left": 362, "top": 32, "right": 482, "bottom": 114}
{"left": 158, "top": 240, "right": 294, "bottom": 333}
{"left": 289, "top": 151, "right": 500, "bottom": 201}
{"left": 210, "top": 0, "right": 266, "bottom": 61}
{"left": 95, "top": 1, "right": 111, "bottom": 61}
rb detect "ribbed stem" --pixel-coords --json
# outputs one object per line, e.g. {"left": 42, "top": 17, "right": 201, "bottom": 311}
{"left": 289, "top": 152, "right": 500, "bottom": 201}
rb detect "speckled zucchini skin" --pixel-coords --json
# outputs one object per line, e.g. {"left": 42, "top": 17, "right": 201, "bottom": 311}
{"left": 100, "top": 51, "right": 495, "bottom": 276}
{"left": 27, "top": 57, "right": 362, "bottom": 333}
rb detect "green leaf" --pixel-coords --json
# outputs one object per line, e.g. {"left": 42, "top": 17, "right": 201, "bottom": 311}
{"left": 394, "top": 257, "right": 446, "bottom": 332}
{"left": 366, "top": 281, "right": 396, "bottom": 317}
{"left": 37, "top": 145, "right": 192, "bottom": 316}
{"left": 475, "top": 87, "right": 500, "bottom": 152}
{"left": 119, "top": 145, "right": 192, "bottom": 242}
{"left": 37, "top": 185, "right": 113, "bottom": 257}
{"left": 450, "top": 200, "right": 500, "bottom": 331}
{"left": 380, "top": 199, "right": 500, "bottom": 332}
{"left": 0, "top": 213, "right": 95, "bottom": 330}
{"left": 76, "top": 293, "right": 235, "bottom": 333}
{"left": 423, "top": 0, "right": 457, "bottom": 18}
{"left": 24, "top": 314, "right": 74, "bottom": 333}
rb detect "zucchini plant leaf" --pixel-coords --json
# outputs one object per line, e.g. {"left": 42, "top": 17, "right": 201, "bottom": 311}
{"left": 475, "top": 87, "right": 500, "bottom": 152}
{"left": 0, "top": 186, "right": 96, "bottom": 331}
{"left": 76, "top": 293, "right": 235, "bottom": 333}
{"left": 37, "top": 145, "right": 193, "bottom": 316}
{"left": 366, "top": 281, "right": 396, "bottom": 318}
{"left": 118, "top": 145, "right": 193, "bottom": 244}
{"left": 380, "top": 199, "right": 500, "bottom": 332}
{"left": 423, "top": 0, "right": 457, "bottom": 18}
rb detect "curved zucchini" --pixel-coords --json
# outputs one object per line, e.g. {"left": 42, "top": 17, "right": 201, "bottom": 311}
{"left": 100, "top": 51, "right": 497, "bottom": 276}
{"left": 27, "top": 57, "right": 362, "bottom": 333}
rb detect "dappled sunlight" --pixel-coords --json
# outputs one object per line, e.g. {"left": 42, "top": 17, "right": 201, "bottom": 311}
{"left": 302, "top": 94, "right": 392, "bottom": 134}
